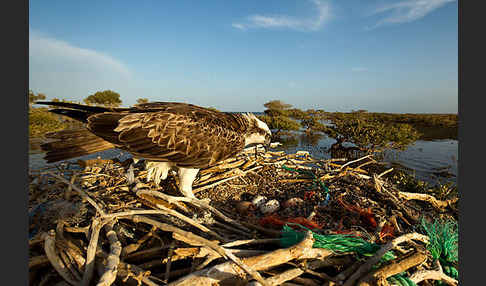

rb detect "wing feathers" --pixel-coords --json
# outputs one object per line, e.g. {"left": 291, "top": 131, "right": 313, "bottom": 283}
{"left": 107, "top": 111, "right": 245, "bottom": 168}
{"left": 68, "top": 103, "right": 249, "bottom": 168}
{"left": 41, "top": 129, "right": 115, "bottom": 163}
{"left": 39, "top": 102, "right": 249, "bottom": 167}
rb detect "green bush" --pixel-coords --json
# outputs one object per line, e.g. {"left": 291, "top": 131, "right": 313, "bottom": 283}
{"left": 260, "top": 100, "right": 301, "bottom": 135}
{"left": 301, "top": 115, "right": 328, "bottom": 134}
{"left": 84, "top": 90, "right": 122, "bottom": 107}
{"left": 29, "top": 108, "right": 69, "bottom": 138}
{"left": 326, "top": 116, "right": 421, "bottom": 153}
{"left": 258, "top": 114, "right": 301, "bottom": 134}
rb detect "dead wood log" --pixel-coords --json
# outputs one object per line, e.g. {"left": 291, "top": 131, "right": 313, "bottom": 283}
{"left": 121, "top": 215, "right": 269, "bottom": 286}
{"left": 373, "top": 175, "right": 419, "bottom": 224}
{"left": 222, "top": 238, "right": 281, "bottom": 248}
{"left": 121, "top": 226, "right": 158, "bottom": 258}
{"left": 137, "top": 190, "right": 252, "bottom": 233}
{"left": 29, "top": 255, "right": 50, "bottom": 269}
{"left": 123, "top": 246, "right": 170, "bottom": 262}
{"left": 46, "top": 172, "right": 106, "bottom": 215}
{"left": 80, "top": 217, "right": 108, "bottom": 286}
{"left": 42, "top": 230, "right": 79, "bottom": 286}
{"left": 397, "top": 191, "right": 458, "bottom": 209}
{"left": 358, "top": 248, "right": 428, "bottom": 286}
{"left": 96, "top": 220, "right": 122, "bottom": 286}
{"left": 169, "top": 231, "right": 333, "bottom": 286}
{"left": 409, "top": 260, "right": 458, "bottom": 286}
{"left": 259, "top": 259, "right": 341, "bottom": 286}
{"left": 134, "top": 191, "right": 226, "bottom": 241}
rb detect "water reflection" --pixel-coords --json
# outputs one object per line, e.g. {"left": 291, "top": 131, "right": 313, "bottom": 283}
{"left": 29, "top": 126, "right": 458, "bottom": 186}
{"left": 299, "top": 132, "right": 325, "bottom": 146}
{"left": 415, "top": 126, "right": 457, "bottom": 141}
{"left": 274, "top": 133, "right": 299, "bottom": 148}
{"left": 270, "top": 130, "right": 457, "bottom": 186}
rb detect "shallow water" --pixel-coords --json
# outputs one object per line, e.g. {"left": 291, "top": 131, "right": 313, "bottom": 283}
{"left": 29, "top": 130, "right": 458, "bottom": 186}
{"left": 270, "top": 131, "right": 457, "bottom": 185}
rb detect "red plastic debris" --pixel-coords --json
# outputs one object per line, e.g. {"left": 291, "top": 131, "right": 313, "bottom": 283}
{"left": 379, "top": 222, "right": 395, "bottom": 240}
{"left": 337, "top": 196, "right": 377, "bottom": 229}
{"left": 303, "top": 191, "right": 316, "bottom": 200}
{"left": 259, "top": 214, "right": 322, "bottom": 230}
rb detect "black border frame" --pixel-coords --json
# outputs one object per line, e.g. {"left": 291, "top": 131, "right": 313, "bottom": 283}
{"left": 19, "top": 0, "right": 473, "bottom": 284}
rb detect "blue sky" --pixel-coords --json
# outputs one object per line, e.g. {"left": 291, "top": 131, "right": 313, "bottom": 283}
{"left": 29, "top": 0, "right": 458, "bottom": 113}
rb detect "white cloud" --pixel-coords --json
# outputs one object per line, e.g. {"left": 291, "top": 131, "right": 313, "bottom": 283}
{"left": 29, "top": 29, "right": 133, "bottom": 102}
{"left": 351, "top": 67, "right": 368, "bottom": 72}
{"left": 288, "top": 81, "right": 297, "bottom": 88}
{"left": 232, "top": 23, "right": 247, "bottom": 30}
{"left": 232, "top": 0, "right": 331, "bottom": 31}
{"left": 367, "top": 0, "right": 455, "bottom": 29}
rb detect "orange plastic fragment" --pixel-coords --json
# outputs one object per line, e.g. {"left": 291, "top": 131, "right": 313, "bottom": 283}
{"left": 337, "top": 197, "right": 377, "bottom": 228}
{"left": 258, "top": 214, "right": 285, "bottom": 228}
{"left": 303, "top": 191, "right": 316, "bottom": 200}
{"left": 286, "top": 217, "right": 322, "bottom": 229}
{"left": 259, "top": 214, "right": 322, "bottom": 230}
{"left": 379, "top": 222, "right": 395, "bottom": 240}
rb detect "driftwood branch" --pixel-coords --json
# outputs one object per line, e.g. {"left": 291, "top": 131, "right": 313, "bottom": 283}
{"left": 377, "top": 168, "right": 394, "bottom": 178}
{"left": 169, "top": 231, "right": 333, "bottom": 286}
{"left": 122, "top": 215, "right": 269, "bottom": 286}
{"left": 222, "top": 238, "right": 281, "bottom": 248}
{"left": 343, "top": 232, "right": 429, "bottom": 286}
{"left": 373, "top": 175, "right": 420, "bottom": 224}
{"left": 137, "top": 189, "right": 251, "bottom": 233}
{"left": 29, "top": 255, "right": 50, "bottom": 269}
{"left": 409, "top": 260, "right": 458, "bottom": 286}
{"left": 257, "top": 259, "right": 340, "bottom": 286}
{"left": 135, "top": 191, "right": 226, "bottom": 241}
{"left": 81, "top": 217, "right": 108, "bottom": 286}
{"left": 358, "top": 247, "right": 428, "bottom": 286}
{"left": 193, "top": 165, "right": 263, "bottom": 193}
{"left": 95, "top": 249, "right": 159, "bottom": 286}
{"left": 47, "top": 172, "right": 105, "bottom": 215}
{"left": 338, "top": 155, "right": 373, "bottom": 171}
{"left": 42, "top": 230, "right": 79, "bottom": 286}
{"left": 121, "top": 226, "right": 158, "bottom": 258}
{"left": 397, "top": 191, "right": 458, "bottom": 209}
{"left": 96, "top": 220, "right": 122, "bottom": 286}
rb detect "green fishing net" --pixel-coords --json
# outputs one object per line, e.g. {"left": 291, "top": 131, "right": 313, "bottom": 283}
{"left": 280, "top": 224, "right": 395, "bottom": 262}
{"left": 419, "top": 217, "right": 458, "bottom": 284}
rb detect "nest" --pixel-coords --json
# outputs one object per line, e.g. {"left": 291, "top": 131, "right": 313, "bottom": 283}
{"left": 28, "top": 146, "right": 458, "bottom": 286}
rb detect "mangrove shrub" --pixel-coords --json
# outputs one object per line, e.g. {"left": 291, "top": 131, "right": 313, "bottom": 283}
{"left": 84, "top": 90, "right": 122, "bottom": 107}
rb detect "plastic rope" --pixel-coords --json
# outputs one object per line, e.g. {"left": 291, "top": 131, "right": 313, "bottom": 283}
{"left": 280, "top": 224, "right": 395, "bottom": 262}
{"left": 387, "top": 273, "right": 417, "bottom": 286}
{"left": 419, "top": 217, "right": 458, "bottom": 284}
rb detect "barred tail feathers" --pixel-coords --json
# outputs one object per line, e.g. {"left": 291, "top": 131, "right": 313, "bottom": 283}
{"left": 41, "top": 129, "right": 115, "bottom": 163}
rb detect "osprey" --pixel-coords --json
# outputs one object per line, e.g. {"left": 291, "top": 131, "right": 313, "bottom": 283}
{"left": 35, "top": 101, "right": 272, "bottom": 198}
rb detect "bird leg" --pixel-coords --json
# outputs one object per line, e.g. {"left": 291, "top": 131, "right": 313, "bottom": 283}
{"left": 177, "top": 167, "right": 200, "bottom": 199}
{"left": 125, "top": 163, "right": 136, "bottom": 185}
{"left": 146, "top": 161, "right": 173, "bottom": 185}
{"left": 145, "top": 163, "right": 203, "bottom": 200}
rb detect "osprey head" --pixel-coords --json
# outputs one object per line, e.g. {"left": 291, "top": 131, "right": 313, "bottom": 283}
{"left": 242, "top": 113, "right": 272, "bottom": 149}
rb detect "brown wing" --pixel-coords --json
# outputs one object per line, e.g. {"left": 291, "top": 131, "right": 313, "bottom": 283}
{"left": 86, "top": 103, "right": 246, "bottom": 168}
{"left": 40, "top": 129, "right": 115, "bottom": 163}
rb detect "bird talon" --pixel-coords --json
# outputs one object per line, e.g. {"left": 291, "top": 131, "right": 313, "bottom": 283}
{"left": 145, "top": 162, "right": 172, "bottom": 185}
